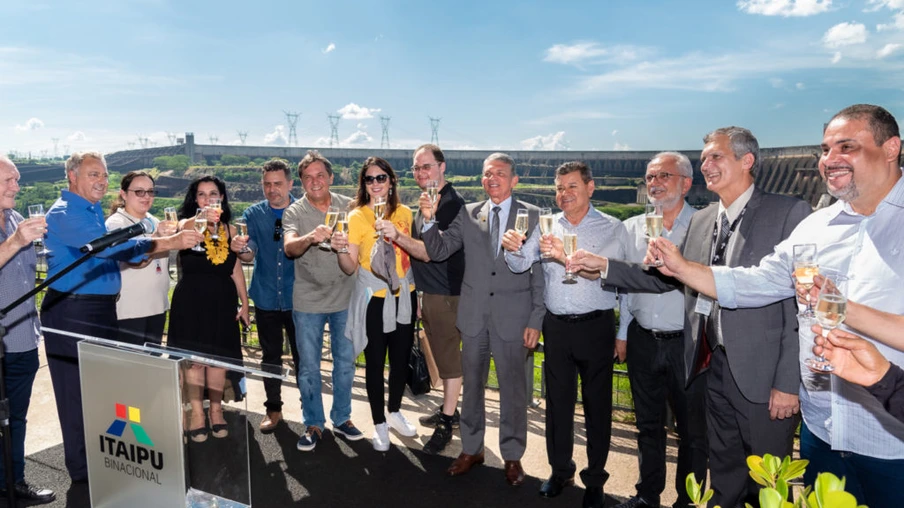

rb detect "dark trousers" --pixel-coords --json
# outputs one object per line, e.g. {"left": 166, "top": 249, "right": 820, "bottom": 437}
{"left": 363, "top": 293, "right": 416, "bottom": 425}
{"left": 256, "top": 308, "right": 298, "bottom": 413}
{"left": 117, "top": 312, "right": 166, "bottom": 346}
{"left": 707, "top": 347, "right": 796, "bottom": 508}
{"left": 41, "top": 296, "right": 118, "bottom": 482}
{"left": 626, "top": 321, "right": 708, "bottom": 507}
{"left": 542, "top": 310, "right": 615, "bottom": 488}
{"left": 0, "top": 349, "right": 39, "bottom": 484}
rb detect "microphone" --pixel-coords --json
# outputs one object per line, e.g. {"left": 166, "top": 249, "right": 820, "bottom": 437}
{"left": 80, "top": 218, "right": 155, "bottom": 253}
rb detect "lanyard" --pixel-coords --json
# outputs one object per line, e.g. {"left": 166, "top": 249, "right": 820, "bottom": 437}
{"left": 709, "top": 206, "right": 747, "bottom": 265}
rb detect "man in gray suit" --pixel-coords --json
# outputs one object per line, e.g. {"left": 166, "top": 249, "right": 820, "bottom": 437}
{"left": 570, "top": 127, "right": 810, "bottom": 507}
{"left": 420, "top": 152, "right": 545, "bottom": 486}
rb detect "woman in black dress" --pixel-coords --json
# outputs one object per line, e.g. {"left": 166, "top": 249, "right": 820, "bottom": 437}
{"left": 169, "top": 176, "right": 250, "bottom": 442}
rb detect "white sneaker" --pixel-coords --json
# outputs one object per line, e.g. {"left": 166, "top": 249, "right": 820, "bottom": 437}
{"left": 387, "top": 411, "right": 417, "bottom": 437}
{"left": 372, "top": 422, "right": 390, "bottom": 452}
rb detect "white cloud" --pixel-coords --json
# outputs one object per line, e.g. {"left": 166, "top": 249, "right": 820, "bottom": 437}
{"left": 263, "top": 125, "right": 288, "bottom": 145}
{"left": 337, "top": 103, "right": 381, "bottom": 120}
{"left": 15, "top": 117, "right": 44, "bottom": 131}
{"left": 344, "top": 130, "right": 372, "bottom": 146}
{"left": 866, "top": 0, "right": 904, "bottom": 11}
{"left": 877, "top": 42, "right": 902, "bottom": 57}
{"left": 769, "top": 77, "right": 785, "bottom": 88}
{"left": 611, "top": 129, "right": 618, "bottom": 136}
{"left": 832, "top": 51, "right": 843, "bottom": 63}
{"left": 613, "top": 142, "right": 631, "bottom": 151}
{"left": 322, "top": 42, "right": 335, "bottom": 54}
{"left": 877, "top": 11, "right": 904, "bottom": 31}
{"left": 796, "top": 82, "right": 806, "bottom": 89}
{"left": 543, "top": 42, "right": 652, "bottom": 66}
{"left": 519, "top": 132, "right": 568, "bottom": 151}
{"left": 823, "top": 22, "right": 868, "bottom": 48}
{"left": 356, "top": 122, "right": 367, "bottom": 129}
{"left": 68, "top": 131, "right": 86, "bottom": 142}
{"left": 737, "top": 0, "right": 832, "bottom": 17}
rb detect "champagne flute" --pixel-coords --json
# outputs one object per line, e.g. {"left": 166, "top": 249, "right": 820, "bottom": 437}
{"left": 373, "top": 196, "right": 386, "bottom": 238}
{"left": 321, "top": 207, "right": 339, "bottom": 249}
{"left": 513, "top": 208, "right": 530, "bottom": 254}
{"left": 539, "top": 208, "right": 554, "bottom": 258}
{"left": 805, "top": 274, "right": 848, "bottom": 372}
{"left": 235, "top": 219, "right": 250, "bottom": 253}
{"left": 192, "top": 208, "right": 207, "bottom": 252}
{"left": 161, "top": 206, "right": 178, "bottom": 236}
{"left": 27, "top": 204, "right": 48, "bottom": 255}
{"left": 335, "top": 212, "right": 349, "bottom": 253}
{"left": 426, "top": 180, "right": 439, "bottom": 224}
{"left": 645, "top": 203, "right": 664, "bottom": 266}
{"left": 792, "top": 244, "right": 819, "bottom": 317}
{"left": 562, "top": 230, "right": 578, "bottom": 284}
{"left": 208, "top": 197, "right": 222, "bottom": 240}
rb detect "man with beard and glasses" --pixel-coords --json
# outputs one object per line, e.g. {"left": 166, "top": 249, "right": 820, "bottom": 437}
{"left": 231, "top": 158, "right": 298, "bottom": 433}
{"left": 642, "top": 105, "right": 904, "bottom": 508}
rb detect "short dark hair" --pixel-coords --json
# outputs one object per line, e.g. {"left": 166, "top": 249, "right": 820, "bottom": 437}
{"left": 261, "top": 158, "right": 291, "bottom": 179}
{"left": 297, "top": 150, "right": 333, "bottom": 178}
{"left": 828, "top": 104, "right": 900, "bottom": 152}
{"left": 414, "top": 144, "right": 445, "bottom": 164}
{"left": 703, "top": 126, "right": 759, "bottom": 174}
{"left": 555, "top": 161, "right": 592, "bottom": 183}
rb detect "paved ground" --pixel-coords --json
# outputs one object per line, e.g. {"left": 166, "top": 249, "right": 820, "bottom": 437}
{"left": 25, "top": 343, "right": 686, "bottom": 506}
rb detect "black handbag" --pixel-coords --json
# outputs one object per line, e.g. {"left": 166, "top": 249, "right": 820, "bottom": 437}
{"left": 407, "top": 336, "right": 432, "bottom": 396}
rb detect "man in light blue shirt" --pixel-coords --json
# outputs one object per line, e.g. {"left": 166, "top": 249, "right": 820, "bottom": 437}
{"left": 647, "top": 104, "right": 904, "bottom": 508}
{"left": 503, "top": 161, "right": 627, "bottom": 508}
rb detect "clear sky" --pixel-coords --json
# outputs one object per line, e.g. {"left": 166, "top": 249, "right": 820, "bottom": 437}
{"left": 2, "top": 0, "right": 902, "bottom": 157}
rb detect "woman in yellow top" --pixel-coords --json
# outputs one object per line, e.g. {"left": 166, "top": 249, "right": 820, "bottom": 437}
{"left": 332, "top": 156, "right": 426, "bottom": 452}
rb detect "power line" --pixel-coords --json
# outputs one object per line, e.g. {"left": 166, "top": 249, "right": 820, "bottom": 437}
{"left": 166, "top": 132, "right": 177, "bottom": 146}
{"left": 284, "top": 111, "right": 301, "bottom": 146}
{"left": 328, "top": 114, "right": 340, "bottom": 148}
{"left": 237, "top": 131, "right": 248, "bottom": 145}
{"left": 51, "top": 138, "right": 59, "bottom": 158}
{"left": 429, "top": 117, "right": 441, "bottom": 145}
{"left": 380, "top": 116, "right": 391, "bottom": 149}
{"left": 208, "top": 134, "right": 219, "bottom": 144}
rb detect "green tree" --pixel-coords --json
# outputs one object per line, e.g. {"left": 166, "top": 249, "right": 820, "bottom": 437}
{"left": 220, "top": 155, "right": 251, "bottom": 166}
{"left": 153, "top": 155, "right": 191, "bottom": 175}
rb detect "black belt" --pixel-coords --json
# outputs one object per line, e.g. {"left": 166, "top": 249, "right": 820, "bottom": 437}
{"left": 547, "top": 309, "right": 608, "bottom": 323}
{"left": 45, "top": 288, "right": 119, "bottom": 302}
{"left": 638, "top": 324, "right": 683, "bottom": 340}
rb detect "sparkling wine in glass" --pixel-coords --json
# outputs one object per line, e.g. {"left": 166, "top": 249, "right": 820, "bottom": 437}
{"left": 192, "top": 208, "right": 207, "bottom": 252}
{"left": 321, "top": 207, "right": 339, "bottom": 249}
{"left": 235, "top": 219, "right": 250, "bottom": 253}
{"left": 645, "top": 203, "right": 664, "bottom": 266}
{"left": 562, "top": 231, "right": 578, "bottom": 284}
{"left": 426, "top": 180, "right": 440, "bottom": 223}
{"left": 335, "top": 212, "right": 349, "bottom": 253}
{"left": 792, "top": 244, "right": 819, "bottom": 317}
{"left": 27, "top": 204, "right": 48, "bottom": 254}
{"left": 539, "top": 208, "right": 554, "bottom": 258}
{"left": 208, "top": 198, "right": 222, "bottom": 240}
{"left": 373, "top": 196, "right": 386, "bottom": 238}
{"left": 805, "top": 274, "right": 847, "bottom": 372}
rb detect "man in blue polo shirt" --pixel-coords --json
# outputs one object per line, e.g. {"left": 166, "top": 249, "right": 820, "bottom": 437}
{"left": 231, "top": 158, "right": 297, "bottom": 432}
{"left": 41, "top": 152, "right": 200, "bottom": 483}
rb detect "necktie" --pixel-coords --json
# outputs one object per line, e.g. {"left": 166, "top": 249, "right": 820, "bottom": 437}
{"left": 706, "top": 211, "right": 731, "bottom": 350}
{"left": 489, "top": 205, "right": 501, "bottom": 258}
{"left": 711, "top": 212, "right": 731, "bottom": 266}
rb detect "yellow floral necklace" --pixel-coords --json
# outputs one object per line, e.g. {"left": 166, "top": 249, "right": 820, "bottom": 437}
{"left": 202, "top": 224, "right": 229, "bottom": 265}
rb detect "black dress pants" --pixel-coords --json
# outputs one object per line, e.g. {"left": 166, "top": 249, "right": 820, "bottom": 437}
{"left": 256, "top": 308, "right": 298, "bottom": 413}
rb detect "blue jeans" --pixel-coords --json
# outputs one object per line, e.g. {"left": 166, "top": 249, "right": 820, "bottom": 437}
{"left": 800, "top": 421, "right": 904, "bottom": 507}
{"left": 0, "top": 349, "right": 39, "bottom": 483}
{"left": 293, "top": 309, "right": 353, "bottom": 429}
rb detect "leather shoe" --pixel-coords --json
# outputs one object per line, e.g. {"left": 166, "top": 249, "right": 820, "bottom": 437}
{"left": 259, "top": 411, "right": 282, "bottom": 433}
{"left": 583, "top": 486, "right": 604, "bottom": 508}
{"left": 0, "top": 481, "right": 55, "bottom": 504}
{"left": 504, "top": 460, "right": 525, "bottom": 486}
{"left": 538, "top": 474, "right": 574, "bottom": 498}
{"left": 447, "top": 451, "right": 485, "bottom": 476}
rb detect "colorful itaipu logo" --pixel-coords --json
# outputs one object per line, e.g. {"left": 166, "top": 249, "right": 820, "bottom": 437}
{"left": 106, "top": 403, "right": 154, "bottom": 447}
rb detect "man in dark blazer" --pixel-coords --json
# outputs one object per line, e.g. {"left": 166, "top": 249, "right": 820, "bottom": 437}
{"left": 570, "top": 128, "right": 810, "bottom": 507}
{"left": 420, "top": 152, "right": 545, "bottom": 486}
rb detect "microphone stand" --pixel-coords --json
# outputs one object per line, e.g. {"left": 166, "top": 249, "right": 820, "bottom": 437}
{"left": 0, "top": 248, "right": 102, "bottom": 507}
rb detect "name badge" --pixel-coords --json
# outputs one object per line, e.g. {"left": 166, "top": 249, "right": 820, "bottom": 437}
{"left": 694, "top": 295, "right": 713, "bottom": 316}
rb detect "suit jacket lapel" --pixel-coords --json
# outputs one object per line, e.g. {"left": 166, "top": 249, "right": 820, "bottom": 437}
{"left": 729, "top": 188, "right": 763, "bottom": 266}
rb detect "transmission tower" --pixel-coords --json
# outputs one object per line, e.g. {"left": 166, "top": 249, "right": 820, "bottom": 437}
{"left": 63, "top": 145, "right": 70, "bottom": 156}
{"left": 166, "top": 132, "right": 177, "bottom": 145}
{"left": 328, "top": 114, "right": 340, "bottom": 148}
{"left": 237, "top": 131, "right": 248, "bottom": 145}
{"left": 429, "top": 117, "right": 441, "bottom": 145}
{"left": 127, "top": 142, "right": 136, "bottom": 149}
{"left": 284, "top": 110, "right": 300, "bottom": 146}
{"left": 40, "top": 149, "right": 48, "bottom": 159}
{"left": 208, "top": 134, "right": 219, "bottom": 144}
{"left": 51, "top": 138, "right": 60, "bottom": 158}
{"left": 380, "top": 116, "right": 391, "bottom": 149}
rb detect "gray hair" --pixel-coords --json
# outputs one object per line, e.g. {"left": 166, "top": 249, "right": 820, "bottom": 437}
{"left": 703, "top": 126, "right": 759, "bottom": 174}
{"left": 0, "top": 155, "right": 14, "bottom": 170}
{"left": 649, "top": 152, "right": 693, "bottom": 178}
{"left": 64, "top": 151, "right": 106, "bottom": 177}
{"left": 484, "top": 152, "right": 517, "bottom": 175}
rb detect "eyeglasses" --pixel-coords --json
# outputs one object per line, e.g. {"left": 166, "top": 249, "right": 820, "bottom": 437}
{"left": 363, "top": 174, "right": 389, "bottom": 185}
{"left": 273, "top": 218, "right": 283, "bottom": 241}
{"left": 127, "top": 189, "right": 156, "bottom": 197}
{"left": 644, "top": 172, "right": 687, "bottom": 183}
{"left": 411, "top": 163, "right": 439, "bottom": 173}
